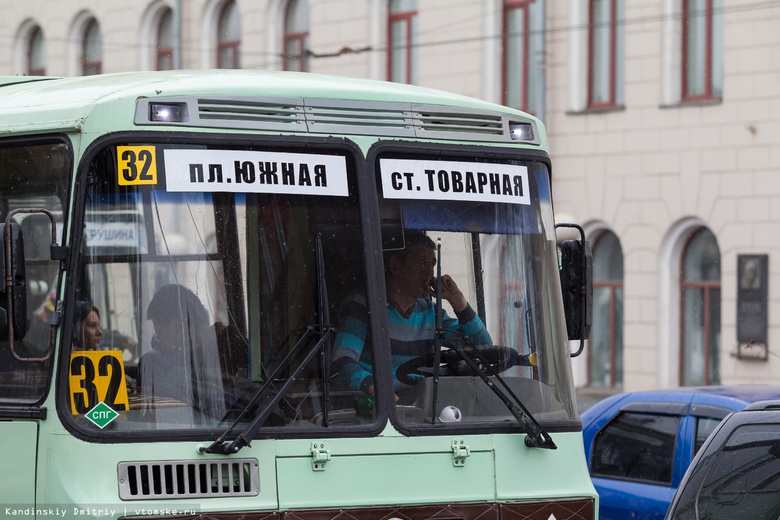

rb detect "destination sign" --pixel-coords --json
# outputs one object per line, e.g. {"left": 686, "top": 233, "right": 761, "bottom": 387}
{"left": 164, "top": 149, "right": 349, "bottom": 196}
{"left": 84, "top": 220, "right": 142, "bottom": 249}
{"left": 379, "top": 158, "right": 530, "bottom": 205}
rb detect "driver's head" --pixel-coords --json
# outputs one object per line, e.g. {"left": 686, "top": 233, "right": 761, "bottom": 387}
{"left": 385, "top": 230, "right": 436, "bottom": 296}
{"left": 147, "top": 284, "right": 208, "bottom": 347}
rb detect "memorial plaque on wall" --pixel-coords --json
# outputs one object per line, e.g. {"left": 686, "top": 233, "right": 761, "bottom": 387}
{"left": 736, "top": 254, "right": 768, "bottom": 345}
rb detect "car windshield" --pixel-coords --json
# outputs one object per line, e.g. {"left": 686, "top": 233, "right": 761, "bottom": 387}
{"left": 61, "top": 140, "right": 577, "bottom": 437}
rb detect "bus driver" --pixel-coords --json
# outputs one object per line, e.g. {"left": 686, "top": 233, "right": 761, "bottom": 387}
{"left": 332, "top": 230, "right": 492, "bottom": 398}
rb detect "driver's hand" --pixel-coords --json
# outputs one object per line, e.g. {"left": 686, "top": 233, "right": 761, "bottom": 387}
{"left": 368, "top": 384, "right": 399, "bottom": 401}
{"left": 428, "top": 274, "right": 467, "bottom": 312}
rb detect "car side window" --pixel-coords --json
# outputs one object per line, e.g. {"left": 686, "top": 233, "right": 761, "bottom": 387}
{"left": 694, "top": 416, "right": 721, "bottom": 454}
{"left": 591, "top": 411, "right": 680, "bottom": 485}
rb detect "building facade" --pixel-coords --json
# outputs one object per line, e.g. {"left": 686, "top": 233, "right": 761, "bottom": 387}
{"left": 2, "top": 0, "right": 779, "bottom": 392}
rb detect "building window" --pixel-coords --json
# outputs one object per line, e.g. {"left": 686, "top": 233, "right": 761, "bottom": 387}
{"left": 589, "top": 230, "right": 623, "bottom": 388}
{"left": 588, "top": 0, "right": 624, "bottom": 108}
{"left": 156, "top": 8, "right": 174, "bottom": 71}
{"left": 27, "top": 25, "right": 45, "bottom": 76}
{"left": 388, "top": 0, "right": 417, "bottom": 84}
{"left": 680, "top": 228, "right": 720, "bottom": 386}
{"left": 81, "top": 18, "right": 102, "bottom": 76}
{"left": 502, "top": 0, "right": 544, "bottom": 114}
{"left": 217, "top": 0, "right": 240, "bottom": 69}
{"left": 682, "top": 0, "right": 723, "bottom": 101}
{"left": 283, "top": 0, "right": 310, "bottom": 72}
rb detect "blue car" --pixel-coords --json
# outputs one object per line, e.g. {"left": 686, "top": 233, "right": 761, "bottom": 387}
{"left": 580, "top": 386, "right": 780, "bottom": 520}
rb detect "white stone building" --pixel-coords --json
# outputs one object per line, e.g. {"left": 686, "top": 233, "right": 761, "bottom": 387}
{"left": 2, "top": 0, "right": 779, "bottom": 393}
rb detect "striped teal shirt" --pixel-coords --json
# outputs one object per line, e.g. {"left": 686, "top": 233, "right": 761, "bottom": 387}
{"left": 333, "top": 294, "right": 492, "bottom": 394}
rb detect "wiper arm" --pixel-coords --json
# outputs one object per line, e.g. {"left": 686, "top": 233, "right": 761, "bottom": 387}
{"left": 431, "top": 238, "right": 443, "bottom": 425}
{"left": 445, "top": 334, "right": 556, "bottom": 450}
{"left": 201, "top": 324, "right": 334, "bottom": 455}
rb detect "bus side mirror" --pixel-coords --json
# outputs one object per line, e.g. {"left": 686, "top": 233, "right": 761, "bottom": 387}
{"left": 557, "top": 224, "right": 592, "bottom": 357}
{"left": 0, "top": 221, "right": 27, "bottom": 341}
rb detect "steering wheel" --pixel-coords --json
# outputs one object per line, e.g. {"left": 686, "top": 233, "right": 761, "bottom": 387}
{"left": 395, "top": 345, "right": 519, "bottom": 386}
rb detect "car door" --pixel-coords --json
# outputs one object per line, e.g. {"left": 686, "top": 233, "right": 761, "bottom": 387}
{"left": 589, "top": 402, "right": 687, "bottom": 520}
{"left": 674, "top": 403, "right": 734, "bottom": 482}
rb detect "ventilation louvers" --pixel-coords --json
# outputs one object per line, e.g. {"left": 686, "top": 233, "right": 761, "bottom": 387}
{"left": 117, "top": 459, "right": 259, "bottom": 500}
{"left": 136, "top": 96, "right": 537, "bottom": 144}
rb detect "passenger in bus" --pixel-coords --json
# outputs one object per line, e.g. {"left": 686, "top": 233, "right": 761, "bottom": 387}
{"left": 137, "top": 284, "right": 226, "bottom": 418}
{"left": 73, "top": 301, "right": 103, "bottom": 349}
{"left": 332, "top": 230, "right": 492, "bottom": 397}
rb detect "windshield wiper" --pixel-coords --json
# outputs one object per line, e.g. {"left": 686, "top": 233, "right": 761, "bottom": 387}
{"left": 201, "top": 324, "right": 333, "bottom": 455}
{"left": 202, "top": 234, "right": 333, "bottom": 455}
{"left": 444, "top": 333, "right": 557, "bottom": 450}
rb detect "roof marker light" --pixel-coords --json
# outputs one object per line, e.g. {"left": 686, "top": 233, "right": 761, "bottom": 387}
{"left": 149, "top": 102, "right": 184, "bottom": 123}
{"left": 509, "top": 121, "right": 534, "bottom": 141}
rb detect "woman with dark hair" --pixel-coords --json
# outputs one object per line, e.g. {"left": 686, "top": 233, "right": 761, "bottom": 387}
{"left": 73, "top": 301, "right": 102, "bottom": 349}
{"left": 138, "top": 284, "right": 225, "bottom": 419}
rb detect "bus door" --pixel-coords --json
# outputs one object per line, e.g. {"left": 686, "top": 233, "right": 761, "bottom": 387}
{"left": 0, "top": 138, "right": 70, "bottom": 509}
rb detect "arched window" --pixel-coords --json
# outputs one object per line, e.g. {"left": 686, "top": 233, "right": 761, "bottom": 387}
{"left": 388, "top": 0, "right": 417, "bottom": 84}
{"left": 589, "top": 229, "right": 624, "bottom": 388}
{"left": 502, "top": 0, "right": 544, "bottom": 114}
{"left": 82, "top": 18, "right": 102, "bottom": 76}
{"left": 156, "top": 7, "right": 174, "bottom": 71}
{"left": 217, "top": 1, "right": 241, "bottom": 69}
{"left": 27, "top": 25, "right": 45, "bottom": 76}
{"left": 680, "top": 228, "right": 720, "bottom": 386}
{"left": 283, "top": 0, "right": 310, "bottom": 71}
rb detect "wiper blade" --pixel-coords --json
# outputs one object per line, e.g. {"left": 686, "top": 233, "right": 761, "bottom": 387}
{"left": 446, "top": 334, "right": 556, "bottom": 450}
{"left": 200, "top": 324, "right": 333, "bottom": 455}
{"left": 203, "top": 233, "right": 334, "bottom": 455}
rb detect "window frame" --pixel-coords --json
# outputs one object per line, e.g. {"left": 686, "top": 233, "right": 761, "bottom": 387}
{"left": 678, "top": 228, "right": 721, "bottom": 386}
{"left": 501, "top": 0, "right": 535, "bottom": 112}
{"left": 156, "top": 7, "right": 175, "bottom": 71}
{"left": 27, "top": 25, "right": 46, "bottom": 76}
{"left": 81, "top": 18, "right": 102, "bottom": 76}
{"left": 387, "top": 1, "right": 418, "bottom": 84}
{"left": 587, "top": 0, "right": 622, "bottom": 109}
{"left": 283, "top": 0, "right": 310, "bottom": 72}
{"left": 216, "top": 0, "right": 241, "bottom": 69}
{"left": 588, "top": 229, "right": 623, "bottom": 388}
{"left": 681, "top": 0, "right": 721, "bottom": 102}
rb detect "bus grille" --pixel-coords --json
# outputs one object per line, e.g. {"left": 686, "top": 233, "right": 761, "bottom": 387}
{"left": 117, "top": 459, "right": 259, "bottom": 500}
{"left": 135, "top": 96, "right": 537, "bottom": 144}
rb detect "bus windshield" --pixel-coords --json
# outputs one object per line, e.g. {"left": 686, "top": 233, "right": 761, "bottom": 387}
{"left": 63, "top": 138, "right": 576, "bottom": 437}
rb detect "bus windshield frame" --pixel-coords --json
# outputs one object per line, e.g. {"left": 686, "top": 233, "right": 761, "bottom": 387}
{"left": 52, "top": 133, "right": 578, "bottom": 443}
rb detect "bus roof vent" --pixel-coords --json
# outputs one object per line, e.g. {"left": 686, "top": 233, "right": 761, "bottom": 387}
{"left": 197, "top": 97, "right": 306, "bottom": 130}
{"left": 413, "top": 105, "right": 507, "bottom": 140}
{"left": 304, "top": 99, "right": 414, "bottom": 137}
{"left": 117, "top": 459, "right": 259, "bottom": 500}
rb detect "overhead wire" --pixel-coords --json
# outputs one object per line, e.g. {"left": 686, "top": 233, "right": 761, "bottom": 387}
{"left": 3, "top": 0, "right": 778, "bottom": 71}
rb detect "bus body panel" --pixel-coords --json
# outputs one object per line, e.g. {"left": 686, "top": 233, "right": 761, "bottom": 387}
{"left": 1, "top": 421, "right": 38, "bottom": 507}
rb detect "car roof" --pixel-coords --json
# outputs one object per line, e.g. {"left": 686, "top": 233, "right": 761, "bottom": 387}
{"left": 665, "top": 401, "right": 780, "bottom": 519}
{"left": 582, "top": 385, "right": 780, "bottom": 420}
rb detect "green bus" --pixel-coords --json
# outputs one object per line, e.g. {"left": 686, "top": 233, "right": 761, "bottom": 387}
{"left": 0, "top": 70, "right": 596, "bottom": 520}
